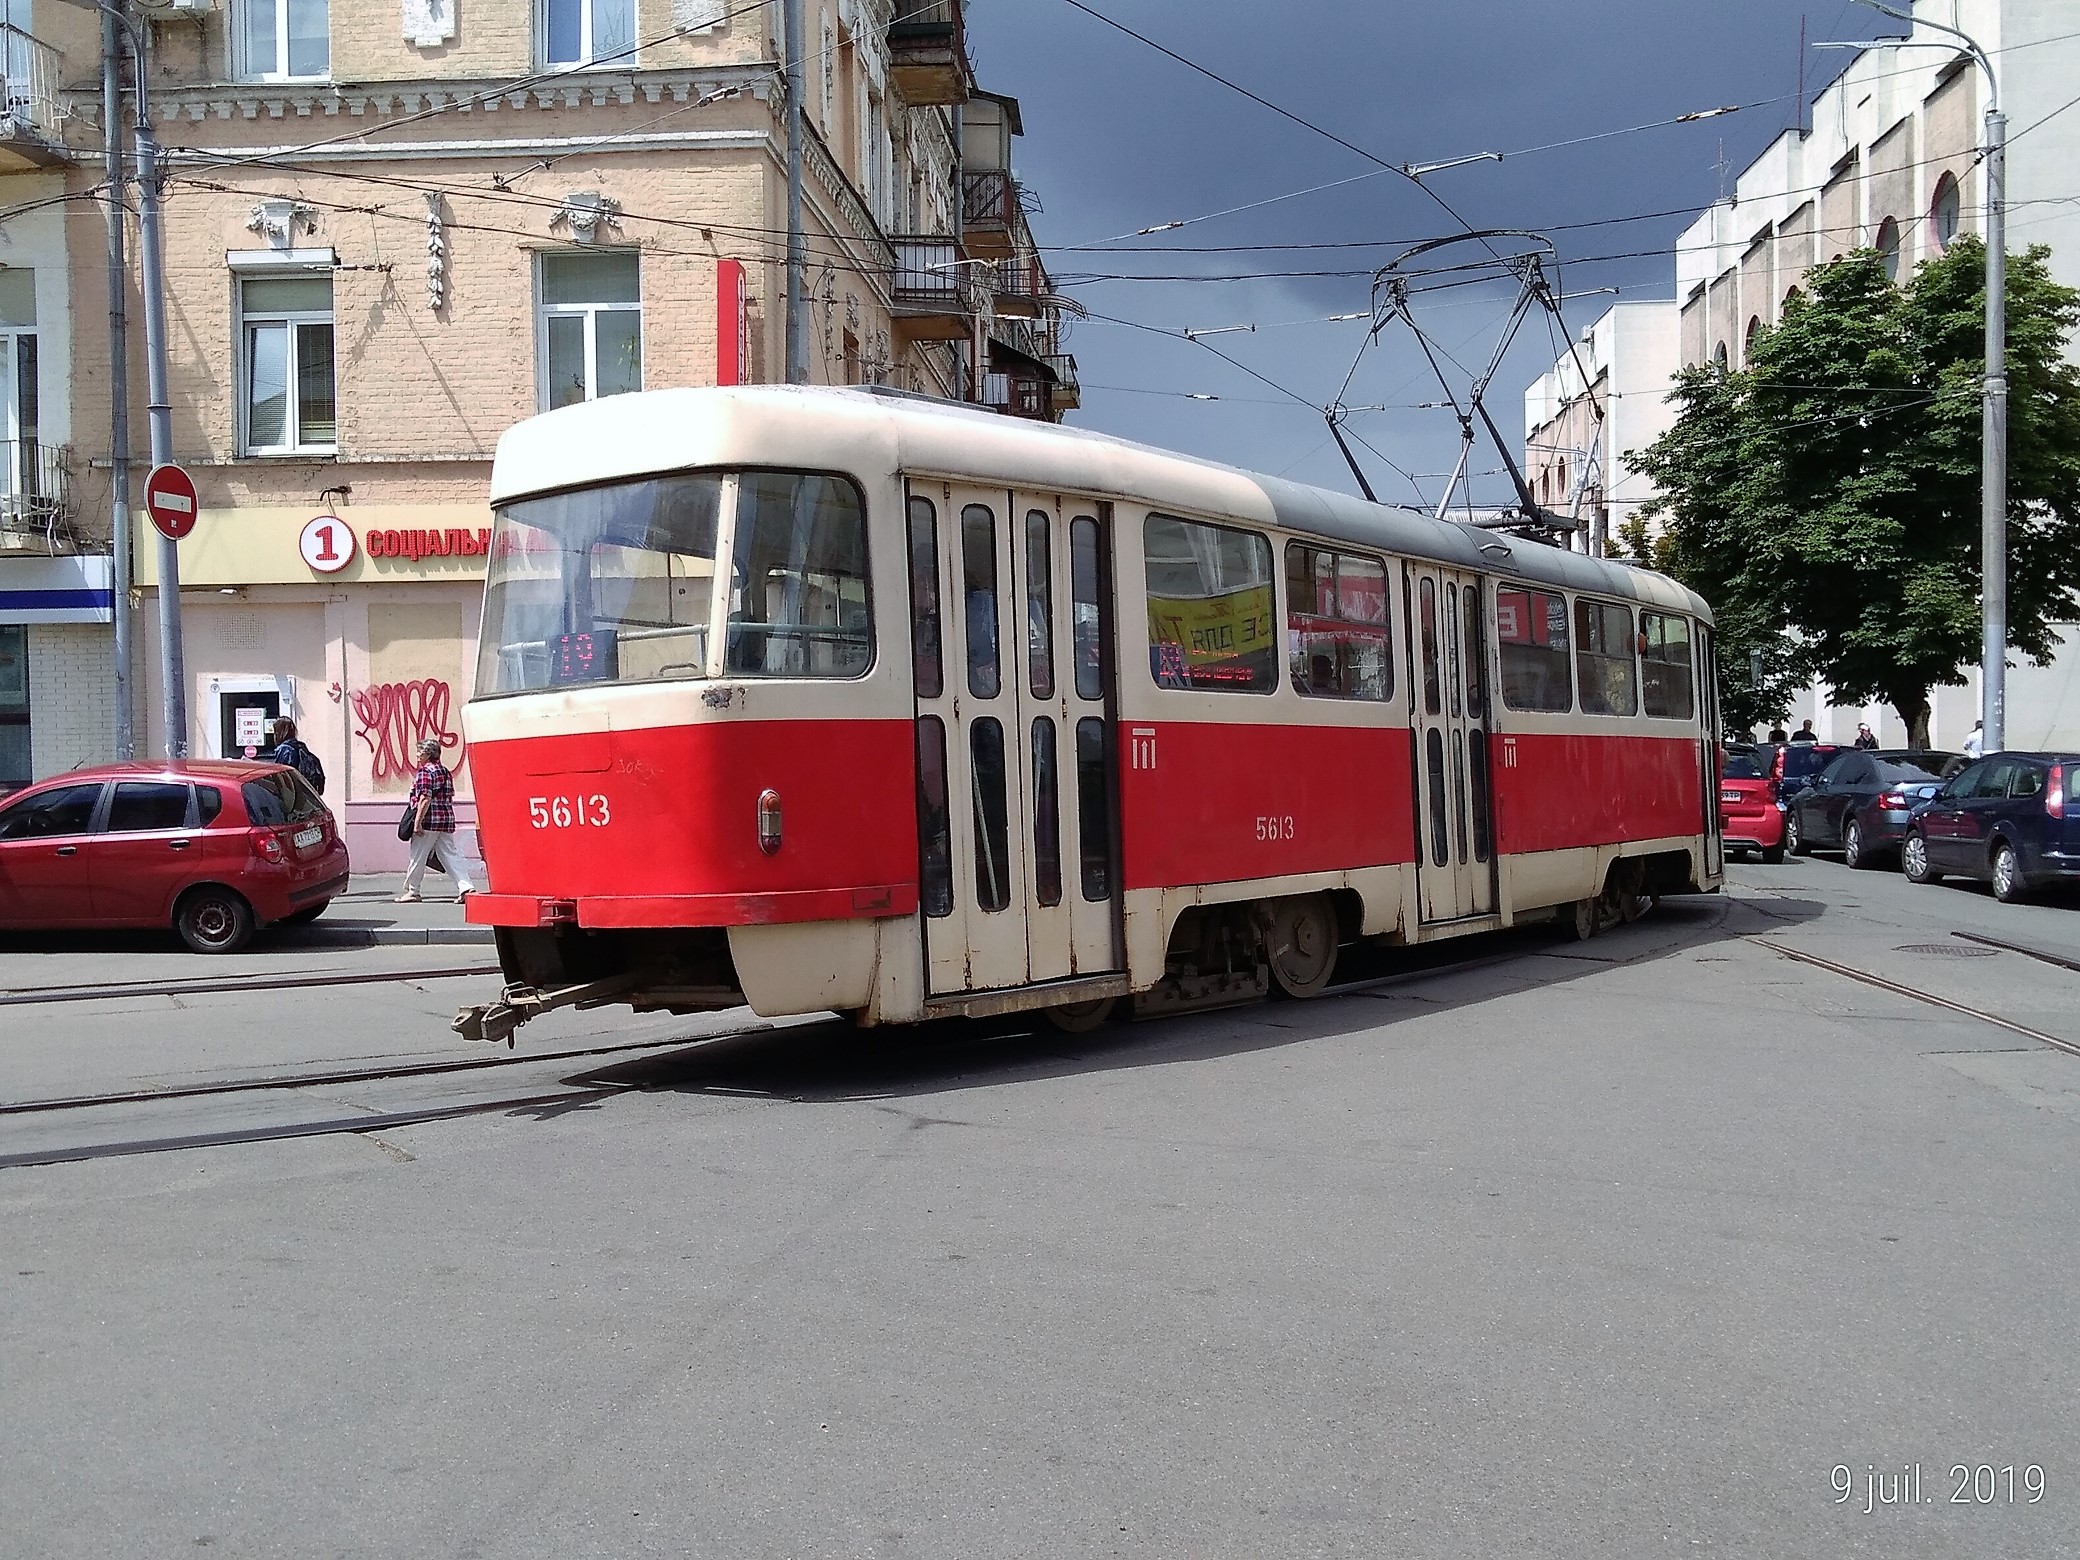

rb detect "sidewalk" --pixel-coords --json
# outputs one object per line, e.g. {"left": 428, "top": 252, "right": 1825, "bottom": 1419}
{"left": 280, "top": 873, "right": 494, "bottom": 948}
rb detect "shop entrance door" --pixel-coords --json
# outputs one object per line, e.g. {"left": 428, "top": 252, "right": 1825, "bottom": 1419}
{"left": 1408, "top": 564, "right": 1497, "bottom": 923}
{"left": 908, "top": 483, "right": 1121, "bottom": 997}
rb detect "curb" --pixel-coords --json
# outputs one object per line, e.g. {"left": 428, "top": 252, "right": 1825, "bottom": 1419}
{"left": 280, "top": 926, "right": 495, "bottom": 948}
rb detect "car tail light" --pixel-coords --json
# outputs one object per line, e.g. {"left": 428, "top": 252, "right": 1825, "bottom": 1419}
{"left": 1878, "top": 790, "right": 1907, "bottom": 810}
{"left": 252, "top": 828, "right": 289, "bottom": 862}
{"left": 2049, "top": 764, "right": 2066, "bottom": 821}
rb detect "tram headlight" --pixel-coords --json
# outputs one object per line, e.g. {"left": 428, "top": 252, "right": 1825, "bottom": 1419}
{"left": 757, "top": 788, "right": 783, "bottom": 855}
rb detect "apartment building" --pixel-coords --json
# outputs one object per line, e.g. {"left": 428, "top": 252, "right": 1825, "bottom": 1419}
{"left": 1520, "top": 301, "right": 1681, "bottom": 560}
{"left": 0, "top": 0, "right": 1074, "bottom": 862}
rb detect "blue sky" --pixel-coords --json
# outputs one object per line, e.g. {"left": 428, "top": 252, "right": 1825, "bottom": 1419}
{"left": 968, "top": 0, "right": 1898, "bottom": 505}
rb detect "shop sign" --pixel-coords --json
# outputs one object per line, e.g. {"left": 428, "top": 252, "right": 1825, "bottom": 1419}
{"left": 299, "top": 513, "right": 357, "bottom": 575}
{"left": 367, "top": 526, "right": 493, "bottom": 562}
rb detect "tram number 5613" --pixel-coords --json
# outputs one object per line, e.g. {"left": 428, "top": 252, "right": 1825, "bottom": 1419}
{"left": 1255, "top": 814, "right": 1296, "bottom": 842}
{"left": 529, "top": 794, "right": 611, "bottom": 829}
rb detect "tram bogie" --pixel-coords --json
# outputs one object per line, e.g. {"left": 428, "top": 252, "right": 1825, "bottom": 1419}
{"left": 454, "top": 385, "right": 1722, "bottom": 1045}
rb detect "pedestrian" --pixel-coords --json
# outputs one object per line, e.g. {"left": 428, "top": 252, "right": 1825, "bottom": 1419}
{"left": 1963, "top": 719, "right": 1984, "bottom": 760}
{"left": 1767, "top": 725, "right": 1788, "bottom": 743}
{"left": 1854, "top": 723, "right": 1879, "bottom": 750}
{"left": 264, "top": 717, "right": 326, "bottom": 794}
{"left": 1791, "top": 719, "right": 1818, "bottom": 743}
{"left": 395, "top": 738, "right": 480, "bottom": 903}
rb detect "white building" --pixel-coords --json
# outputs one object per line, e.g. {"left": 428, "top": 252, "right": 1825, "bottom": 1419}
{"left": 1661, "top": 0, "right": 2078, "bottom": 748}
{"left": 1521, "top": 301, "right": 1682, "bottom": 559}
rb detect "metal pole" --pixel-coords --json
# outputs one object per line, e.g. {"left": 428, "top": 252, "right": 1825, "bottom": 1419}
{"left": 100, "top": 7, "right": 132, "bottom": 759}
{"left": 783, "top": 0, "right": 808, "bottom": 384}
{"left": 1982, "top": 104, "right": 2007, "bottom": 750}
{"left": 132, "top": 77, "right": 184, "bottom": 755}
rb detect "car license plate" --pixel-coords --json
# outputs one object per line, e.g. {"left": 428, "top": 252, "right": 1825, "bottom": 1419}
{"left": 293, "top": 825, "right": 323, "bottom": 850}
{"left": 1719, "top": 789, "right": 1741, "bottom": 804}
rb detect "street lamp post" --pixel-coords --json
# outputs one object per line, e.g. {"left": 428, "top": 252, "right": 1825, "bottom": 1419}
{"left": 1848, "top": 0, "right": 2006, "bottom": 747}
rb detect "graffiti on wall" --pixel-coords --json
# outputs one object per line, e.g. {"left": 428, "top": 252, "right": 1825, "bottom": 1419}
{"left": 353, "top": 679, "right": 466, "bottom": 783}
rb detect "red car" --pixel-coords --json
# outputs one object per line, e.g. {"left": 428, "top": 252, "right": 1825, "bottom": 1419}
{"left": 1719, "top": 744, "right": 1788, "bottom": 862}
{"left": 0, "top": 761, "right": 350, "bottom": 953}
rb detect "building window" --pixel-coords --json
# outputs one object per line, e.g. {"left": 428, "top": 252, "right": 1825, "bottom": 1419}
{"left": 1875, "top": 216, "right": 1901, "bottom": 281}
{"left": 1931, "top": 173, "right": 1962, "bottom": 252}
{"left": 0, "top": 625, "right": 26, "bottom": 789}
{"left": 1744, "top": 315, "right": 1762, "bottom": 359}
{"left": 539, "top": 250, "right": 642, "bottom": 410}
{"left": 541, "top": 0, "right": 634, "bottom": 68}
{"left": 1712, "top": 341, "right": 1729, "bottom": 374}
{"left": 235, "top": 0, "right": 329, "bottom": 81}
{"left": 0, "top": 267, "right": 39, "bottom": 514}
{"left": 240, "top": 274, "right": 336, "bottom": 455}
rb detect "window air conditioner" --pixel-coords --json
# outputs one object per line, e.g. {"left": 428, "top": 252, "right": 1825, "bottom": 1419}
{"left": 159, "top": 0, "right": 216, "bottom": 14}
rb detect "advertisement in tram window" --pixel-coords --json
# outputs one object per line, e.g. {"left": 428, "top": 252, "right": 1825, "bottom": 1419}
{"left": 1147, "top": 583, "right": 1277, "bottom": 689}
{"left": 1494, "top": 587, "right": 1567, "bottom": 645}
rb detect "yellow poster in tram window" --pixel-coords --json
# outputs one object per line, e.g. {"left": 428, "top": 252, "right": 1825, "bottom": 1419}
{"left": 1147, "top": 584, "right": 1277, "bottom": 667}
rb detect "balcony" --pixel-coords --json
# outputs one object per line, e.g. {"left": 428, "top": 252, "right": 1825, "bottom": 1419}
{"left": 960, "top": 169, "right": 1019, "bottom": 259}
{"left": 0, "top": 28, "right": 68, "bottom": 172}
{"left": 1044, "top": 353, "right": 1079, "bottom": 411}
{"left": 890, "top": 236, "right": 977, "bottom": 344}
{"left": 991, "top": 252, "right": 1051, "bottom": 319}
{"left": 888, "top": 0, "right": 968, "bottom": 107}
{"left": 0, "top": 440, "right": 76, "bottom": 552}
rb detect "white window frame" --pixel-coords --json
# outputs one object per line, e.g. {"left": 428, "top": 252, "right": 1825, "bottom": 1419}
{"left": 232, "top": 0, "right": 330, "bottom": 83}
{"left": 232, "top": 251, "right": 338, "bottom": 458}
{"left": 537, "top": 0, "right": 638, "bottom": 70}
{"left": 536, "top": 252, "right": 644, "bottom": 412}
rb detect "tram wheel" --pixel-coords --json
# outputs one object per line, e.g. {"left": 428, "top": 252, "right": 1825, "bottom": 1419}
{"left": 1044, "top": 997, "right": 1117, "bottom": 1033}
{"left": 1267, "top": 894, "right": 1338, "bottom": 999}
{"left": 1566, "top": 896, "right": 1599, "bottom": 941}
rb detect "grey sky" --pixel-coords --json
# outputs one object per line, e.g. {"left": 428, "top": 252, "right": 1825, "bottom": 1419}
{"left": 969, "top": 0, "right": 1894, "bottom": 505}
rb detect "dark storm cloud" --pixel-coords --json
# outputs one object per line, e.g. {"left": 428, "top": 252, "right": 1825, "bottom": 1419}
{"left": 969, "top": 0, "right": 1887, "bottom": 499}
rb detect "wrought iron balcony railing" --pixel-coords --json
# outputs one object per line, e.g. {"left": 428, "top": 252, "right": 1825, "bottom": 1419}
{"left": 0, "top": 439, "right": 74, "bottom": 551}
{"left": 0, "top": 27, "right": 62, "bottom": 146}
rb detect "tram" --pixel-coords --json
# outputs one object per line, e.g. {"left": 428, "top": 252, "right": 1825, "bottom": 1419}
{"left": 454, "top": 385, "right": 1721, "bottom": 1044}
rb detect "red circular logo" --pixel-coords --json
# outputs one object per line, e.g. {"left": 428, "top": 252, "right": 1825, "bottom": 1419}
{"left": 299, "top": 514, "right": 357, "bottom": 574}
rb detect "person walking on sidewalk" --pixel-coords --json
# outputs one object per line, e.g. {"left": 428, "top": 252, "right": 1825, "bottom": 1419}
{"left": 396, "top": 738, "right": 480, "bottom": 903}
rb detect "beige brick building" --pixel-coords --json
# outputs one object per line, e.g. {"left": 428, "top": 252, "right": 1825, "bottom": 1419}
{"left": 0, "top": 0, "right": 1074, "bottom": 864}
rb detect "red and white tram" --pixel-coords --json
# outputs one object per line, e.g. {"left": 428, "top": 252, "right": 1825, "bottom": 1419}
{"left": 455, "top": 385, "right": 1722, "bottom": 1043}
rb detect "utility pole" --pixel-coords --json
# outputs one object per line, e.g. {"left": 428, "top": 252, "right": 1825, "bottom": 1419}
{"left": 782, "top": 0, "right": 809, "bottom": 384}
{"left": 100, "top": 5, "right": 131, "bottom": 759}
{"left": 1850, "top": 0, "right": 2005, "bottom": 746}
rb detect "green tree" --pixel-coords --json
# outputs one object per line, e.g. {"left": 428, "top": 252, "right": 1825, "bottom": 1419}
{"left": 1629, "top": 239, "right": 2080, "bottom": 744}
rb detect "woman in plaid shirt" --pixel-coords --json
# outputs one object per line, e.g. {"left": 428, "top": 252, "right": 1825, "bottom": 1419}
{"left": 395, "top": 737, "right": 482, "bottom": 902}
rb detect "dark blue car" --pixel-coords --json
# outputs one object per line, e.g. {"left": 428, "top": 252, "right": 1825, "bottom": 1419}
{"left": 1902, "top": 752, "right": 2080, "bottom": 902}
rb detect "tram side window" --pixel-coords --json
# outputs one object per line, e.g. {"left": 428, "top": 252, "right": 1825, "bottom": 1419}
{"left": 726, "top": 473, "right": 872, "bottom": 679}
{"left": 908, "top": 496, "right": 943, "bottom": 699}
{"left": 1575, "top": 599, "right": 1638, "bottom": 716}
{"left": 1495, "top": 587, "right": 1572, "bottom": 713}
{"left": 1640, "top": 611, "right": 1695, "bottom": 720}
{"left": 1144, "top": 513, "right": 1276, "bottom": 694}
{"left": 1285, "top": 545, "right": 1391, "bottom": 700}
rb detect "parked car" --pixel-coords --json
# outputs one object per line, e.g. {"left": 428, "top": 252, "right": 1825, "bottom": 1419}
{"left": 1785, "top": 749, "right": 1957, "bottom": 867}
{"left": 1719, "top": 743, "right": 1787, "bottom": 863}
{"left": 1902, "top": 752, "right": 2080, "bottom": 902}
{"left": 1760, "top": 740, "right": 1842, "bottom": 804}
{"left": 0, "top": 761, "right": 349, "bottom": 952}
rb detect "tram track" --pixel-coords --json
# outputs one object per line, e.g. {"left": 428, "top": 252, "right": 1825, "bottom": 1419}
{"left": 1, "top": 899, "right": 1733, "bottom": 1171}
{"left": 1756, "top": 939, "right": 2080, "bottom": 1060}
{"left": 0, "top": 962, "right": 500, "bottom": 1008}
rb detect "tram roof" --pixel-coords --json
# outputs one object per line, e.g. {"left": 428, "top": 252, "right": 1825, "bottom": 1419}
{"left": 491, "top": 384, "right": 1712, "bottom": 622}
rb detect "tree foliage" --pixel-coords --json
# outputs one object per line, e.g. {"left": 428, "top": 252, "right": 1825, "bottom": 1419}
{"left": 1625, "top": 239, "right": 2080, "bottom": 741}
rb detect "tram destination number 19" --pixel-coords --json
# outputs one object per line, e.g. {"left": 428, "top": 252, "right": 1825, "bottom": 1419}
{"left": 529, "top": 794, "right": 611, "bottom": 829}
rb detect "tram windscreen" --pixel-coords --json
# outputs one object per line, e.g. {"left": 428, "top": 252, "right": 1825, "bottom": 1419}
{"left": 479, "top": 470, "right": 873, "bottom": 696}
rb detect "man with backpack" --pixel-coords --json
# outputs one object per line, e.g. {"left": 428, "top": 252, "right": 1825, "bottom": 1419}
{"left": 265, "top": 717, "right": 327, "bottom": 795}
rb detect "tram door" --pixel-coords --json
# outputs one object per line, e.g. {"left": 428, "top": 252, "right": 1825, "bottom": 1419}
{"left": 908, "top": 484, "right": 1122, "bottom": 996}
{"left": 1407, "top": 564, "right": 1497, "bottom": 922}
{"left": 1700, "top": 624, "right": 1724, "bottom": 877}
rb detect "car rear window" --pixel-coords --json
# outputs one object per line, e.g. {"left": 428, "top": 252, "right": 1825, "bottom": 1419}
{"left": 1779, "top": 746, "right": 1834, "bottom": 778}
{"left": 1875, "top": 760, "right": 1944, "bottom": 783}
{"left": 242, "top": 772, "right": 323, "bottom": 826}
{"left": 1722, "top": 751, "right": 1765, "bottom": 779}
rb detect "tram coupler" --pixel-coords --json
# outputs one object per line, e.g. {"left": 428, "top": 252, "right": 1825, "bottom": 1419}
{"left": 453, "top": 971, "right": 649, "bottom": 1048}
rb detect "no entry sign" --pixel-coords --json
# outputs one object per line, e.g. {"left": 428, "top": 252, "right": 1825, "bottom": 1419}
{"left": 143, "top": 463, "right": 198, "bottom": 541}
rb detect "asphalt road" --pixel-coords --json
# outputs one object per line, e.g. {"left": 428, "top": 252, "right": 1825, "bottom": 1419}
{"left": 2, "top": 851, "right": 2077, "bottom": 1559}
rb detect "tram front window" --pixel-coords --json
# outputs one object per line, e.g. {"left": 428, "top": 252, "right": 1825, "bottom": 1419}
{"left": 478, "top": 470, "right": 872, "bottom": 695}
